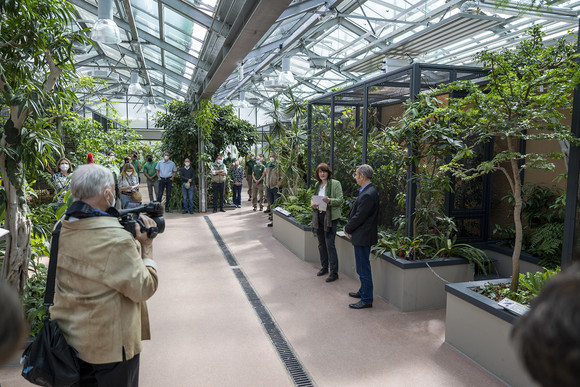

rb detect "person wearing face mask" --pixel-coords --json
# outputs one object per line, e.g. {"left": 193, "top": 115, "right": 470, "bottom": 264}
{"left": 155, "top": 152, "right": 177, "bottom": 213}
{"left": 180, "top": 158, "right": 195, "bottom": 214}
{"left": 119, "top": 163, "right": 140, "bottom": 208}
{"left": 131, "top": 152, "right": 143, "bottom": 184}
{"left": 251, "top": 158, "right": 266, "bottom": 211}
{"left": 245, "top": 154, "right": 256, "bottom": 201}
{"left": 52, "top": 157, "right": 73, "bottom": 204}
{"left": 231, "top": 158, "right": 244, "bottom": 208}
{"left": 143, "top": 154, "right": 158, "bottom": 202}
{"left": 264, "top": 152, "right": 282, "bottom": 222}
{"left": 210, "top": 155, "right": 227, "bottom": 213}
{"left": 224, "top": 151, "right": 233, "bottom": 167}
{"left": 49, "top": 163, "right": 158, "bottom": 387}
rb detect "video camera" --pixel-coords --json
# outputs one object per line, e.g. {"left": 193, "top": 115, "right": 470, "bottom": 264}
{"left": 118, "top": 202, "right": 165, "bottom": 239}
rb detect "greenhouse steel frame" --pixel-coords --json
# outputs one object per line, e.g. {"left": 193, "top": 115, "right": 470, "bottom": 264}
{"left": 307, "top": 62, "right": 491, "bottom": 240}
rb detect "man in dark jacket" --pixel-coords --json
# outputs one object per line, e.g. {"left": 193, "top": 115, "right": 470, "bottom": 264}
{"left": 344, "top": 164, "right": 379, "bottom": 309}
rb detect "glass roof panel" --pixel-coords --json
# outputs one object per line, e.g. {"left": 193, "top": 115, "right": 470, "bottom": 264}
{"left": 142, "top": 45, "right": 162, "bottom": 63}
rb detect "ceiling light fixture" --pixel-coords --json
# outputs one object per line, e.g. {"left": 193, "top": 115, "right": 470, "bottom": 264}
{"left": 277, "top": 57, "right": 295, "bottom": 87}
{"left": 144, "top": 97, "right": 154, "bottom": 114}
{"left": 90, "top": 0, "right": 121, "bottom": 43}
{"left": 127, "top": 72, "right": 145, "bottom": 95}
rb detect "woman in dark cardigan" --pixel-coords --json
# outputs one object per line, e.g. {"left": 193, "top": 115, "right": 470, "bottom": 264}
{"left": 311, "top": 163, "right": 344, "bottom": 282}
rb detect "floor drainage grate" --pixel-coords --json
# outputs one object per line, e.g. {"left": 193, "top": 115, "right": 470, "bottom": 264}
{"left": 233, "top": 268, "right": 314, "bottom": 387}
{"left": 204, "top": 216, "right": 238, "bottom": 266}
{"left": 204, "top": 216, "right": 314, "bottom": 387}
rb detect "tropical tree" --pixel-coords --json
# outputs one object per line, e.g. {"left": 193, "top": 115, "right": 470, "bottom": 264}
{"left": 156, "top": 100, "right": 257, "bottom": 164}
{"left": 0, "top": 0, "right": 90, "bottom": 293}
{"left": 440, "top": 26, "right": 580, "bottom": 291}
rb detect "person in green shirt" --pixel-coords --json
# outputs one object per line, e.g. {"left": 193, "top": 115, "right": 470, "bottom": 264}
{"left": 251, "top": 159, "right": 266, "bottom": 211}
{"left": 245, "top": 154, "right": 256, "bottom": 201}
{"left": 142, "top": 154, "right": 158, "bottom": 202}
{"left": 224, "top": 151, "right": 233, "bottom": 167}
{"left": 130, "top": 152, "right": 142, "bottom": 183}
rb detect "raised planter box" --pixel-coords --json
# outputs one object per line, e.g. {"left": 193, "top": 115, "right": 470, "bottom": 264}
{"left": 478, "top": 241, "right": 544, "bottom": 277}
{"left": 445, "top": 280, "right": 538, "bottom": 387}
{"left": 371, "top": 252, "right": 474, "bottom": 312}
{"left": 335, "top": 235, "right": 474, "bottom": 312}
{"left": 272, "top": 210, "right": 318, "bottom": 264}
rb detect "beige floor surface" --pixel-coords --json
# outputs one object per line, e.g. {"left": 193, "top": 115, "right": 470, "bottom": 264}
{"left": 0, "top": 190, "right": 507, "bottom": 387}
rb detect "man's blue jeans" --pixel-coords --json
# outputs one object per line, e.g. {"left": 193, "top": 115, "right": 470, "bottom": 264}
{"left": 182, "top": 184, "right": 194, "bottom": 212}
{"left": 354, "top": 245, "right": 373, "bottom": 304}
{"left": 157, "top": 178, "right": 172, "bottom": 210}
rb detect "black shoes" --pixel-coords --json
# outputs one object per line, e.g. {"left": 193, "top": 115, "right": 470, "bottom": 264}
{"left": 253, "top": 207, "right": 257, "bottom": 211}
{"left": 182, "top": 210, "right": 188, "bottom": 214}
{"left": 264, "top": 209, "right": 270, "bottom": 213}
{"left": 219, "top": 209, "right": 226, "bottom": 212}
{"left": 325, "top": 274, "right": 338, "bottom": 282}
{"left": 348, "top": 292, "right": 362, "bottom": 299}
{"left": 349, "top": 300, "right": 372, "bottom": 309}
{"left": 316, "top": 268, "right": 328, "bottom": 276}
{"left": 213, "top": 209, "right": 217, "bottom": 213}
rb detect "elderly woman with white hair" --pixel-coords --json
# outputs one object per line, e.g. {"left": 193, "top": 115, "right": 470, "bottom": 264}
{"left": 50, "top": 163, "right": 159, "bottom": 386}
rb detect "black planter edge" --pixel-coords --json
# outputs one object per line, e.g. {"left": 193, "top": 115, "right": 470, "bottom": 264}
{"left": 445, "top": 279, "right": 520, "bottom": 324}
{"left": 273, "top": 210, "right": 312, "bottom": 231}
{"left": 472, "top": 240, "right": 542, "bottom": 266}
{"left": 337, "top": 234, "right": 469, "bottom": 269}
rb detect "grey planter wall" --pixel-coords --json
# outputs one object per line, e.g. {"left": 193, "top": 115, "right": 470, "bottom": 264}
{"left": 337, "top": 236, "right": 473, "bottom": 312}
{"left": 371, "top": 252, "right": 474, "bottom": 312}
{"left": 272, "top": 211, "right": 318, "bottom": 264}
{"left": 445, "top": 280, "right": 539, "bottom": 387}
{"left": 481, "top": 242, "right": 544, "bottom": 277}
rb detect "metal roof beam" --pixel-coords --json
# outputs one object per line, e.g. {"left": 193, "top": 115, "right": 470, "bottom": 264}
{"left": 189, "top": 0, "right": 294, "bottom": 106}
{"left": 68, "top": 0, "right": 200, "bottom": 66}
{"left": 158, "top": 0, "right": 228, "bottom": 33}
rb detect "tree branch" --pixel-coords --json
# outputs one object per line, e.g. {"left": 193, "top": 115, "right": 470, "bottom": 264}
{"left": 44, "top": 50, "right": 62, "bottom": 93}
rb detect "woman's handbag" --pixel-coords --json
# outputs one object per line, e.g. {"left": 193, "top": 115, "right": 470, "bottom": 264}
{"left": 21, "top": 223, "right": 80, "bottom": 386}
{"left": 131, "top": 190, "right": 142, "bottom": 202}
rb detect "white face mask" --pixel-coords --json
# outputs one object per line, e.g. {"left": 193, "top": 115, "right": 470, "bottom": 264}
{"left": 235, "top": 161, "right": 239, "bottom": 166}
{"left": 60, "top": 163, "right": 69, "bottom": 171}
{"left": 105, "top": 190, "right": 115, "bottom": 208}
{"left": 269, "top": 157, "right": 275, "bottom": 163}
{"left": 164, "top": 155, "right": 169, "bottom": 161}
{"left": 126, "top": 171, "right": 133, "bottom": 176}
{"left": 217, "top": 159, "right": 222, "bottom": 165}
{"left": 185, "top": 162, "right": 190, "bottom": 167}
{"left": 251, "top": 156, "right": 255, "bottom": 160}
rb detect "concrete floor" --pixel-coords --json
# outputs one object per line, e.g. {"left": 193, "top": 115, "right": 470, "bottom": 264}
{"left": 0, "top": 190, "right": 507, "bottom": 387}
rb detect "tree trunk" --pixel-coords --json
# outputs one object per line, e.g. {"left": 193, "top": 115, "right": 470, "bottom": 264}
{"left": 509, "top": 159, "right": 523, "bottom": 292}
{"left": 0, "top": 150, "right": 32, "bottom": 296}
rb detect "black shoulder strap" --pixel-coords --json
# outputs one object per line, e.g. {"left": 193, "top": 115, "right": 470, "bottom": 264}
{"left": 44, "top": 221, "right": 63, "bottom": 307}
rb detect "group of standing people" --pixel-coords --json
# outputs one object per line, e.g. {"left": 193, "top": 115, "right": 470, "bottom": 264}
{"left": 243, "top": 152, "right": 281, "bottom": 226}
{"left": 311, "top": 163, "right": 379, "bottom": 309}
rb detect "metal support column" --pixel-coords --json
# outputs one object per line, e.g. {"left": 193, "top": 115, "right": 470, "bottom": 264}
{"left": 561, "top": 20, "right": 580, "bottom": 268}
{"left": 198, "top": 130, "right": 207, "bottom": 213}
{"left": 307, "top": 103, "right": 313, "bottom": 188}
{"left": 362, "top": 85, "right": 369, "bottom": 164}
{"left": 330, "top": 96, "right": 335, "bottom": 171}
{"left": 405, "top": 63, "right": 421, "bottom": 238}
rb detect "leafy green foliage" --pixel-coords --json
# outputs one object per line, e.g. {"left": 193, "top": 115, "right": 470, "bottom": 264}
{"left": 267, "top": 90, "right": 308, "bottom": 196}
{"left": 494, "top": 184, "right": 565, "bottom": 268}
{"left": 22, "top": 257, "right": 48, "bottom": 337}
{"left": 61, "top": 111, "right": 145, "bottom": 168}
{"left": 427, "top": 26, "right": 580, "bottom": 292}
{"left": 373, "top": 227, "right": 490, "bottom": 274}
{"left": 156, "top": 100, "right": 257, "bottom": 167}
{"left": 475, "top": 267, "right": 561, "bottom": 305}
{"left": 277, "top": 188, "right": 313, "bottom": 226}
